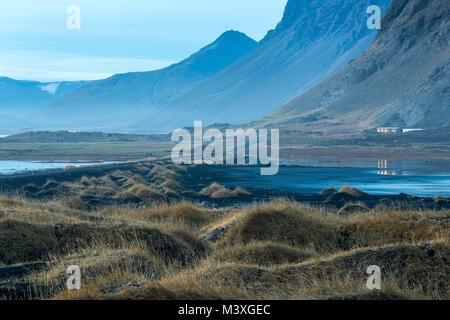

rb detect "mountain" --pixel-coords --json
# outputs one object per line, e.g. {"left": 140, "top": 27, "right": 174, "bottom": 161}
{"left": 257, "top": 0, "right": 449, "bottom": 135}
{"left": 0, "top": 78, "right": 87, "bottom": 118}
{"left": 132, "top": 0, "right": 391, "bottom": 132}
{"left": 0, "top": 113, "right": 29, "bottom": 133}
{"left": 40, "top": 31, "right": 257, "bottom": 129}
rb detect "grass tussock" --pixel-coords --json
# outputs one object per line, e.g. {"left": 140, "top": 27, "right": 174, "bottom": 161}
{"left": 158, "top": 241, "right": 449, "bottom": 300}
{"left": 322, "top": 184, "right": 369, "bottom": 202}
{"left": 0, "top": 194, "right": 448, "bottom": 300}
{"left": 319, "top": 186, "right": 337, "bottom": 196}
{"left": 337, "top": 184, "right": 368, "bottom": 197}
{"left": 18, "top": 162, "right": 189, "bottom": 207}
{"left": 127, "top": 202, "right": 220, "bottom": 231}
{"left": 211, "top": 241, "right": 318, "bottom": 266}
{"left": 338, "top": 202, "right": 369, "bottom": 216}
{"left": 63, "top": 197, "right": 92, "bottom": 211}
{"left": 0, "top": 219, "right": 210, "bottom": 266}
{"left": 200, "top": 183, "right": 251, "bottom": 199}
{"left": 125, "top": 184, "right": 167, "bottom": 203}
{"left": 0, "top": 220, "right": 58, "bottom": 265}
{"left": 170, "top": 203, "right": 211, "bottom": 227}
{"left": 220, "top": 199, "right": 449, "bottom": 255}
{"left": 221, "top": 200, "right": 340, "bottom": 253}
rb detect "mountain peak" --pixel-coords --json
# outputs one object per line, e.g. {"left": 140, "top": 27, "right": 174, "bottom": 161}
{"left": 217, "top": 30, "right": 253, "bottom": 40}
{"left": 39, "top": 28, "right": 257, "bottom": 129}
{"left": 210, "top": 30, "right": 256, "bottom": 48}
{"left": 188, "top": 30, "right": 256, "bottom": 68}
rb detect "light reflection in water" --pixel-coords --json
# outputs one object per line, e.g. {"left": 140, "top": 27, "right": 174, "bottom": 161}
{"left": 377, "top": 170, "right": 401, "bottom": 176}
{"left": 377, "top": 160, "right": 403, "bottom": 176}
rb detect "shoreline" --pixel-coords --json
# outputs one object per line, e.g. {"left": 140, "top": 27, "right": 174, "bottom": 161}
{"left": 2, "top": 154, "right": 450, "bottom": 178}
{"left": 0, "top": 160, "right": 448, "bottom": 211}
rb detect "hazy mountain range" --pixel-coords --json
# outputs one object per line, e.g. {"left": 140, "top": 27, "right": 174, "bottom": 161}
{"left": 37, "top": 31, "right": 257, "bottom": 129}
{"left": 1, "top": 0, "right": 448, "bottom": 135}
{"left": 131, "top": 0, "right": 391, "bottom": 132}
{"left": 0, "top": 78, "right": 87, "bottom": 130}
{"left": 24, "top": 0, "right": 390, "bottom": 132}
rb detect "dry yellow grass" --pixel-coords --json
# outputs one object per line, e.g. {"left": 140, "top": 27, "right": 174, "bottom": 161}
{"left": 170, "top": 203, "right": 211, "bottom": 227}
{"left": 221, "top": 199, "right": 448, "bottom": 254}
{"left": 200, "top": 183, "right": 226, "bottom": 197}
{"left": 0, "top": 195, "right": 448, "bottom": 300}
{"left": 319, "top": 186, "right": 338, "bottom": 196}
{"left": 337, "top": 184, "right": 368, "bottom": 197}
{"left": 220, "top": 200, "right": 341, "bottom": 253}
{"left": 18, "top": 162, "right": 190, "bottom": 209}
{"left": 338, "top": 202, "right": 369, "bottom": 215}
{"left": 200, "top": 183, "right": 251, "bottom": 199}
{"left": 211, "top": 241, "right": 319, "bottom": 266}
{"left": 119, "top": 241, "right": 447, "bottom": 300}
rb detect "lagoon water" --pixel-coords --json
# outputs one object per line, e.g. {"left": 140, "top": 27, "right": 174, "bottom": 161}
{"left": 0, "top": 160, "right": 107, "bottom": 175}
{"left": 0, "top": 159, "right": 449, "bottom": 197}
{"left": 202, "top": 161, "right": 450, "bottom": 197}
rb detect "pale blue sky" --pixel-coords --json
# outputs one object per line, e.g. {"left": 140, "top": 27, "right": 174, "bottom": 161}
{"left": 0, "top": 0, "right": 287, "bottom": 82}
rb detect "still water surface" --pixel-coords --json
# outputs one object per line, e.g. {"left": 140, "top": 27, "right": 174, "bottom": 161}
{"left": 0, "top": 160, "right": 110, "bottom": 175}
{"left": 0, "top": 159, "right": 449, "bottom": 197}
{"left": 206, "top": 159, "right": 450, "bottom": 197}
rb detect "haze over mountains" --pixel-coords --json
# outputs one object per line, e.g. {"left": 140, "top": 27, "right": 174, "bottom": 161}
{"left": 0, "top": 78, "right": 87, "bottom": 129}
{"left": 258, "top": 0, "right": 449, "bottom": 135}
{"left": 31, "top": 0, "right": 390, "bottom": 132}
{"left": 38, "top": 31, "right": 257, "bottom": 129}
{"left": 132, "top": 0, "right": 391, "bottom": 131}
{"left": 2, "top": 0, "right": 448, "bottom": 136}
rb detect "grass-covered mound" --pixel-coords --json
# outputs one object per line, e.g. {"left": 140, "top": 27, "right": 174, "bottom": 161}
{"left": 212, "top": 241, "right": 318, "bottom": 266}
{"left": 161, "top": 241, "right": 449, "bottom": 300}
{"left": 220, "top": 201, "right": 339, "bottom": 253}
{"left": 0, "top": 220, "right": 210, "bottom": 266}
{"left": 322, "top": 184, "right": 369, "bottom": 202}
{"left": 0, "top": 220, "right": 58, "bottom": 265}
{"left": 18, "top": 162, "right": 187, "bottom": 206}
{"left": 0, "top": 195, "right": 448, "bottom": 300}
{"left": 170, "top": 203, "right": 212, "bottom": 227}
{"left": 200, "top": 183, "right": 251, "bottom": 199}
{"left": 338, "top": 202, "right": 369, "bottom": 215}
{"left": 221, "top": 200, "right": 448, "bottom": 254}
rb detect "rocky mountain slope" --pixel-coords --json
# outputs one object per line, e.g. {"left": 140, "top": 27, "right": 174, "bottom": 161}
{"left": 39, "top": 31, "right": 257, "bottom": 129}
{"left": 258, "top": 0, "right": 449, "bottom": 135}
{"left": 132, "top": 0, "right": 391, "bottom": 131}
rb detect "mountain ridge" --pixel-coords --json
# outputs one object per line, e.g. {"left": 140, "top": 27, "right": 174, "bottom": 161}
{"left": 39, "top": 30, "right": 257, "bottom": 129}
{"left": 131, "top": 0, "right": 391, "bottom": 132}
{"left": 256, "top": 0, "right": 449, "bottom": 135}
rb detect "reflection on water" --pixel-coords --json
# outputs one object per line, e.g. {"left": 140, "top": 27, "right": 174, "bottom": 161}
{"left": 377, "top": 160, "right": 403, "bottom": 176}
{"left": 211, "top": 158, "right": 450, "bottom": 197}
{"left": 377, "top": 170, "right": 402, "bottom": 176}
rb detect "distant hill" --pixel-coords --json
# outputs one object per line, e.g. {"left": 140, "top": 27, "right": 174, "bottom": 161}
{"left": 39, "top": 31, "right": 257, "bottom": 130}
{"left": 257, "top": 0, "right": 449, "bottom": 135}
{"left": 132, "top": 0, "right": 391, "bottom": 132}
{"left": 0, "top": 77, "right": 88, "bottom": 118}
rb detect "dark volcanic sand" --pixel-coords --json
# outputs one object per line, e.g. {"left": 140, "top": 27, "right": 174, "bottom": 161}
{"left": 0, "top": 161, "right": 448, "bottom": 211}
